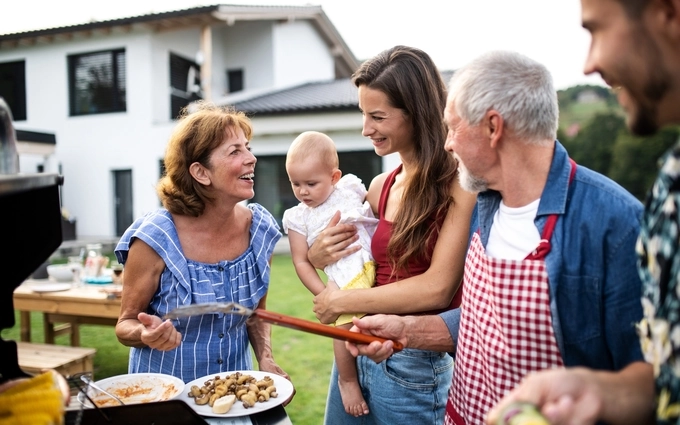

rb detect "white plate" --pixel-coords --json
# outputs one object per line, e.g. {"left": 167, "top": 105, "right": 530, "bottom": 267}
{"left": 31, "top": 283, "right": 73, "bottom": 293}
{"left": 183, "top": 370, "right": 294, "bottom": 418}
{"left": 77, "top": 373, "right": 185, "bottom": 408}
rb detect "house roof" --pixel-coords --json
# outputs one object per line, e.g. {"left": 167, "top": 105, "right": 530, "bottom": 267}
{"left": 228, "top": 78, "right": 359, "bottom": 115}
{"left": 15, "top": 130, "right": 56, "bottom": 145}
{"left": 227, "top": 70, "right": 456, "bottom": 116}
{"left": 0, "top": 4, "right": 360, "bottom": 77}
{"left": 14, "top": 129, "right": 56, "bottom": 157}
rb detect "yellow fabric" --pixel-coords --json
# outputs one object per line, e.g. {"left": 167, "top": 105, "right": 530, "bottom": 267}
{"left": 334, "top": 261, "right": 375, "bottom": 327}
{"left": 0, "top": 371, "right": 64, "bottom": 425}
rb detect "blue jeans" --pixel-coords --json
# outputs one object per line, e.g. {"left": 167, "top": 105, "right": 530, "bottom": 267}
{"left": 323, "top": 348, "right": 453, "bottom": 425}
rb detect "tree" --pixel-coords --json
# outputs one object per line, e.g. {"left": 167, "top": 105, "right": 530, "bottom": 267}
{"left": 557, "top": 84, "right": 679, "bottom": 202}
{"left": 609, "top": 127, "right": 680, "bottom": 200}
{"left": 558, "top": 84, "right": 616, "bottom": 107}
{"left": 567, "top": 112, "right": 625, "bottom": 175}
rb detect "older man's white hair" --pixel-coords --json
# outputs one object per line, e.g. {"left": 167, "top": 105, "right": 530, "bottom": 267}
{"left": 448, "top": 50, "right": 559, "bottom": 145}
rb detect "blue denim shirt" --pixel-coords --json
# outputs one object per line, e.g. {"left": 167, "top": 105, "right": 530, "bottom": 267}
{"left": 442, "top": 141, "right": 644, "bottom": 370}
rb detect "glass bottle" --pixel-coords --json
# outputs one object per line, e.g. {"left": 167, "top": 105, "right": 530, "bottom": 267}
{"left": 67, "top": 256, "right": 83, "bottom": 286}
{"left": 84, "top": 243, "right": 103, "bottom": 278}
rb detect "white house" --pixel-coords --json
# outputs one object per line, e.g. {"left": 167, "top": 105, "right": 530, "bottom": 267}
{"left": 0, "top": 4, "right": 402, "bottom": 239}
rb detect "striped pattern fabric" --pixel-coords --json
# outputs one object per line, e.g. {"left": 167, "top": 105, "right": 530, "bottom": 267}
{"left": 114, "top": 204, "right": 281, "bottom": 383}
{"left": 446, "top": 232, "right": 564, "bottom": 425}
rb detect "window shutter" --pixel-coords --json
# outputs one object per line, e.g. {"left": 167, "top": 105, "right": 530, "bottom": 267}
{"left": 0, "top": 60, "right": 27, "bottom": 121}
{"left": 68, "top": 49, "right": 126, "bottom": 116}
{"left": 169, "top": 53, "right": 202, "bottom": 120}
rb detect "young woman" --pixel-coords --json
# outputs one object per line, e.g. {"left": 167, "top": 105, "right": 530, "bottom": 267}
{"left": 308, "top": 45, "right": 477, "bottom": 425}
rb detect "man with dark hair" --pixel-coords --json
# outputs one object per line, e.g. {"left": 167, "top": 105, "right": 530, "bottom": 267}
{"left": 487, "top": 0, "right": 680, "bottom": 423}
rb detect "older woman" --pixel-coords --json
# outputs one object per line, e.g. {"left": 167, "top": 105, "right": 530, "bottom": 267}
{"left": 114, "top": 102, "right": 288, "bottom": 383}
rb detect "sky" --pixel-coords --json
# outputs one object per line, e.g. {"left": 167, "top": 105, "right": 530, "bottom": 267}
{"left": 0, "top": 0, "right": 604, "bottom": 91}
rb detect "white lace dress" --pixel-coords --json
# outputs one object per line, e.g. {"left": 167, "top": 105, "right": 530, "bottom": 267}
{"left": 282, "top": 174, "right": 378, "bottom": 325}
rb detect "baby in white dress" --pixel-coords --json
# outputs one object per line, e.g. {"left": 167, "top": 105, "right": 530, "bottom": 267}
{"left": 282, "top": 131, "right": 377, "bottom": 417}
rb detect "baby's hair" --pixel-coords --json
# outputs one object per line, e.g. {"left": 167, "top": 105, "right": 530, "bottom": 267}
{"left": 286, "top": 131, "right": 339, "bottom": 171}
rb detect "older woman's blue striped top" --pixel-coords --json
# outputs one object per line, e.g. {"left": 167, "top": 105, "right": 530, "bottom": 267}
{"left": 114, "top": 203, "right": 281, "bottom": 383}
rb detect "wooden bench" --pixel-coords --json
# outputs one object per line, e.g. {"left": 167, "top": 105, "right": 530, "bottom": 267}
{"left": 17, "top": 341, "right": 96, "bottom": 379}
{"left": 43, "top": 313, "right": 118, "bottom": 346}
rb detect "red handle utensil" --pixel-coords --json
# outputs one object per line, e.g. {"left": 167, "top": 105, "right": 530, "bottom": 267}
{"left": 252, "top": 309, "right": 404, "bottom": 352}
{"left": 164, "top": 302, "right": 404, "bottom": 352}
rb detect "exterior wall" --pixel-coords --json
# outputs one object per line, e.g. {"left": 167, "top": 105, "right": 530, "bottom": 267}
{"left": 150, "top": 26, "right": 203, "bottom": 122}
{"left": 246, "top": 111, "right": 367, "bottom": 158}
{"left": 272, "top": 20, "right": 335, "bottom": 87}
{"left": 0, "top": 28, "right": 178, "bottom": 237}
{"left": 215, "top": 21, "right": 275, "bottom": 96}
{"left": 212, "top": 19, "right": 334, "bottom": 96}
{"left": 19, "top": 154, "right": 52, "bottom": 175}
{"left": 0, "top": 18, "right": 378, "bottom": 239}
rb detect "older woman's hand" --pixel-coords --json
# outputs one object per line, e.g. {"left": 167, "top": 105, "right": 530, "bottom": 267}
{"left": 258, "top": 358, "right": 295, "bottom": 406}
{"left": 307, "top": 211, "right": 360, "bottom": 270}
{"left": 313, "top": 284, "right": 341, "bottom": 324}
{"left": 138, "top": 312, "right": 182, "bottom": 351}
{"left": 258, "top": 358, "right": 290, "bottom": 381}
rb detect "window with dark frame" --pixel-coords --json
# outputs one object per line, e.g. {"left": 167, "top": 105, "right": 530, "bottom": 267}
{"left": 68, "top": 49, "right": 126, "bottom": 116}
{"left": 227, "top": 69, "right": 243, "bottom": 93}
{"left": 0, "top": 60, "right": 27, "bottom": 121}
{"left": 170, "top": 52, "right": 202, "bottom": 120}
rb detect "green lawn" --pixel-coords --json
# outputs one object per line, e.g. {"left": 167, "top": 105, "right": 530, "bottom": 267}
{"left": 2, "top": 254, "right": 333, "bottom": 425}
{"left": 558, "top": 99, "right": 624, "bottom": 132}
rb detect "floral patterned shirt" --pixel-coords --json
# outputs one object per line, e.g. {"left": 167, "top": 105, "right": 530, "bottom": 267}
{"left": 638, "top": 141, "right": 680, "bottom": 424}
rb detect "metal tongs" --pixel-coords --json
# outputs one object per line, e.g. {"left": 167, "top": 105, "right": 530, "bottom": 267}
{"left": 80, "top": 374, "right": 126, "bottom": 405}
{"left": 164, "top": 302, "right": 404, "bottom": 352}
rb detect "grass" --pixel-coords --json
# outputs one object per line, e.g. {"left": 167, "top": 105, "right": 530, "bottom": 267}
{"left": 2, "top": 254, "right": 333, "bottom": 425}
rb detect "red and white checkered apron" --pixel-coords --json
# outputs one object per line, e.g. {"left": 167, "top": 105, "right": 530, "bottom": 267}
{"left": 444, "top": 159, "right": 575, "bottom": 425}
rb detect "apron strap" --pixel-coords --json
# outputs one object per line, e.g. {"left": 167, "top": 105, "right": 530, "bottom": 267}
{"left": 526, "top": 158, "right": 577, "bottom": 260}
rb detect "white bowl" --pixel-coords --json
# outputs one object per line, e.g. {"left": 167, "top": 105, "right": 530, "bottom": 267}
{"left": 77, "top": 373, "right": 185, "bottom": 408}
{"left": 46, "top": 264, "right": 76, "bottom": 282}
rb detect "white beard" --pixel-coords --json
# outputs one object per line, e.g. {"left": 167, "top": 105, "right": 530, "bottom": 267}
{"left": 457, "top": 160, "right": 487, "bottom": 194}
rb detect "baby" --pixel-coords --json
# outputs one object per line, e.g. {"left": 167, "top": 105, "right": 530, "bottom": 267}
{"left": 282, "top": 131, "right": 378, "bottom": 417}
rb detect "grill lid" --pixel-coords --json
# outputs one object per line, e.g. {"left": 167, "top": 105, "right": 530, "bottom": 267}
{"left": 0, "top": 97, "right": 63, "bottom": 383}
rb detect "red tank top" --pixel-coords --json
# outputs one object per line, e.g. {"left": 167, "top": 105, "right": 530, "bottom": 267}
{"left": 371, "top": 165, "right": 462, "bottom": 312}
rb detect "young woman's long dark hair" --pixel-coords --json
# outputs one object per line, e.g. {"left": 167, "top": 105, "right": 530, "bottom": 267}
{"left": 352, "top": 45, "right": 457, "bottom": 273}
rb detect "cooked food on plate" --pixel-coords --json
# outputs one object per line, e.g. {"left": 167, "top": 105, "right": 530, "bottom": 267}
{"left": 187, "top": 372, "right": 278, "bottom": 414}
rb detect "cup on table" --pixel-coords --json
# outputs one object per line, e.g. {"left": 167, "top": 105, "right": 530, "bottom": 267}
{"left": 67, "top": 256, "right": 83, "bottom": 286}
{"left": 111, "top": 264, "right": 124, "bottom": 285}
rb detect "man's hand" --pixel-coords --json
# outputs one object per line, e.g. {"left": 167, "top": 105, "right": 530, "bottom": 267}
{"left": 345, "top": 315, "right": 408, "bottom": 363}
{"left": 307, "top": 211, "right": 360, "bottom": 269}
{"left": 486, "top": 364, "right": 655, "bottom": 425}
{"left": 486, "top": 368, "right": 598, "bottom": 425}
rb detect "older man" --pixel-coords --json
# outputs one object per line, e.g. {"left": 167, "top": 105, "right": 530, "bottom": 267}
{"left": 344, "top": 50, "right": 644, "bottom": 425}
{"left": 487, "top": 0, "right": 680, "bottom": 424}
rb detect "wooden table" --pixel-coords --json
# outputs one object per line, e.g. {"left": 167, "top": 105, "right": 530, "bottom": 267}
{"left": 13, "top": 279, "right": 122, "bottom": 346}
